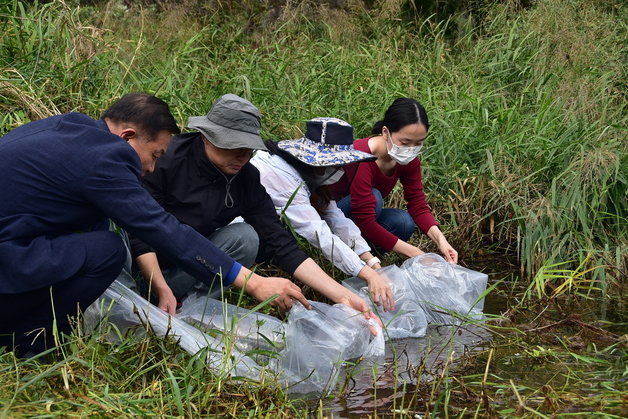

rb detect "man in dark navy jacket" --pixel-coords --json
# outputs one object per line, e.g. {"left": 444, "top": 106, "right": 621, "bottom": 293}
{"left": 0, "top": 93, "right": 308, "bottom": 357}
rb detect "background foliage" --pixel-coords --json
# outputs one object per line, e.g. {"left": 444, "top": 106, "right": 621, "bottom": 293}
{"left": 1, "top": 0, "right": 625, "bottom": 299}
{"left": 0, "top": 0, "right": 626, "bottom": 416}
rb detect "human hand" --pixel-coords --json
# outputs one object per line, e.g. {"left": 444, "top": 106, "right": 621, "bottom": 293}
{"left": 438, "top": 241, "right": 459, "bottom": 264}
{"left": 155, "top": 287, "right": 178, "bottom": 316}
{"left": 426, "top": 226, "right": 458, "bottom": 264}
{"left": 248, "top": 275, "right": 310, "bottom": 312}
{"left": 338, "top": 293, "right": 383, "bottom": 336}
{"left": 364, "top": 271, "right": 395, "bottom": 312}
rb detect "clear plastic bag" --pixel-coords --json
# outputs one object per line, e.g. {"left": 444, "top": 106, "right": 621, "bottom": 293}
{"left": 177, "top": 292, "right": 285, "bottom": 354}
{"left": 83, "top": 280, "right": 265, "bottom": 380}
{"left": 450, "top": 264, "right": 488, "bottom": 313}
{"left": 402, "top": 254, "right": 487, "bottom": 323}
{"left": 275, "top": 301, "right": 383, "bottom": 394}
{"left": 342, "top": 269, "right": 428, "bottom": 339}
{"left": 84, "top": 282, "right": 386, "bottom": 393}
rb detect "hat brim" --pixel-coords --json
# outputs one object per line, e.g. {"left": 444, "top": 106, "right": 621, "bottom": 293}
{"left": 187, "top": 116, "right": 267, "bottom": 151}
{"left": 277, "top": 138, "right": 376, "bottom": 167}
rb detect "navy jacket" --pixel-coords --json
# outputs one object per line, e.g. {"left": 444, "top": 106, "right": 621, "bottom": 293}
{"left": 130, "top": 133, "right": 308, "bottom": 274}
{"left": 0, "top": 113, "right": 240, "bottom": 293}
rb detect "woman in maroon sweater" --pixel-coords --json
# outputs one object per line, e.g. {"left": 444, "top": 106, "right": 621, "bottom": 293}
{"left": 332, "top": 98, "right": 458, "bottom": 263}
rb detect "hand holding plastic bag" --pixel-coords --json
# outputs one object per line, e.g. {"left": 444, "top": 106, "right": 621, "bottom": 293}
{"left": 361, "top": 268, "right": 396, "bottom": 312}
{"left": 336, "top": 293, "right": 384, "bottom": 335}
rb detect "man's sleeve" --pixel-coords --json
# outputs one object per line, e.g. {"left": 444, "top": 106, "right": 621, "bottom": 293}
{"left": 83, "top": 146, "right": 241, "bottom": 285}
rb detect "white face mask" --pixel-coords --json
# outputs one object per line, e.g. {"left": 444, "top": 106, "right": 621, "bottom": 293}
{"left": 386, "top": 130, "right": 423, "bottom": 165}
{"left": 319, "top": 167, "right": 344, "bottom": 186}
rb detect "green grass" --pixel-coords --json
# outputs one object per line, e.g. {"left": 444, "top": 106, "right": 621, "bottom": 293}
{"left": 0, "top": 333, "right": 304, "bottom": 417}
{"left": 0, "top": 0, "right": 626, "bottom": 416}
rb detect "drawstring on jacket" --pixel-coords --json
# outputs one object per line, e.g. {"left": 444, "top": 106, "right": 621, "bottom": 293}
{"left": 208, "top": 160, "right": 238, "bottom": 208}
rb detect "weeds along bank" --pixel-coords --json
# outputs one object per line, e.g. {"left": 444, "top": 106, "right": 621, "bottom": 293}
{"left": 0, "top": 1, "right": 626, "bottom": 416}
{"left": 0, "top": 0, "right": 625, "bottom": 299}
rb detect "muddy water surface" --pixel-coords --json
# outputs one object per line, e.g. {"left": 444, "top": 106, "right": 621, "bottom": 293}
{"left": 313, "top": 256, "right": 626, "bottom": 417}
{"left": 307, "top": 259, "right": 507, "bottom": 416}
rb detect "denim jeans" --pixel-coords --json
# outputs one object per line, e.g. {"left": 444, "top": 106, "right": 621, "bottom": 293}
{"left": 336, "top": 188, "right": 417, "bottom": 244}
{"left": 136, "top": 222, "right": 259, "bottom": 301}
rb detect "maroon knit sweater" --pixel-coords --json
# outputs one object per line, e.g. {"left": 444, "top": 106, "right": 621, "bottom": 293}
{"left": 331, "top": 137, "right": 438, "bottom": 251}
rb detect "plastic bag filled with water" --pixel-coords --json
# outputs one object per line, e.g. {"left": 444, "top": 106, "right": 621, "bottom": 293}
{"left": 177, "top": 292, "right": 285, "bottom": 355}
{"left": 83, "top": 281, "right": 265, "bottom": 380}
{"left": 402, "top": 253, "right": 488, "bottom": 323}
{"left": 342, "top": 268, "right": 429, "bottom": 339}
{"left": 450, "top": 263, "right": 488, "bottom": 313}
{"left": 276, "top": 300, "right": 383, "bottom": 394}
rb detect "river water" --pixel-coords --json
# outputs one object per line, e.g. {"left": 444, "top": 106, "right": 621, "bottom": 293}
{"left": 322, "top": 323, "right": 493, "bottom": 416}
{"left": 313, "top": 257, "right": 626, "bottom": 417}
{"left": 314, "top": 259, "right": 513, "bottom": 417}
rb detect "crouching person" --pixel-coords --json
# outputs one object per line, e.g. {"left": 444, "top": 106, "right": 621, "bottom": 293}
{"left": 0, "top": 93, "right": 310, "bottom": 357}
{"left": 130, "top": 94, "right": 377, "bottom": 323}
{"left": 251, "top": 117, "right": 396, "bottom": 312}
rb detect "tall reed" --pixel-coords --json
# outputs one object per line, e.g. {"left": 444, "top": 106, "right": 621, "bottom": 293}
{"left": 2, "top": 0, "right": 625, "bottom": 294}
{"left": 0, "top": 0, "right": 625, "bottom": 415}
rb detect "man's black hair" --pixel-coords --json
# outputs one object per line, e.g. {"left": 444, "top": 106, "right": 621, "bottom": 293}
{"left": 101, "top": 92, "right": 181, "bottom": 137}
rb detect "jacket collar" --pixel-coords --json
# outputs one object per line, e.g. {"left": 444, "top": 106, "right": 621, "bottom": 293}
{"left": 190, "top": 133, "right": 240, "bottom": 208}
{"left": 191, "top": 133, "right": 224, "bottom": 181}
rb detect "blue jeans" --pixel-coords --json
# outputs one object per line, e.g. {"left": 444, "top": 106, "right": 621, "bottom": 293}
{"left": 336, "top": 188, "right": 416, "bottom": 245}
{"left": 137, "top": 222, "right": 259, "bottom": 300}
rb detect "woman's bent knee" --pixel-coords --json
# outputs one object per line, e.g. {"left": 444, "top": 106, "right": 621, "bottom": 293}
{"left": 379, "top": 209, "right": 416, "bottom": 241}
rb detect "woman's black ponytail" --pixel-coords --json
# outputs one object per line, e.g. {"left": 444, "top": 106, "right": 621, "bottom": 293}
{"left": 371, "top": 120, "right": 385, "bottom": 135}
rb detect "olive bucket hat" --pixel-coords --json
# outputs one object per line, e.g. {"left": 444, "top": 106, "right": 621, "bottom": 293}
{"left": 187, "top": 93, "right": 267, "bottom": 151}
{"left": 277, "top": 117, "right": 376, "bottom": 167}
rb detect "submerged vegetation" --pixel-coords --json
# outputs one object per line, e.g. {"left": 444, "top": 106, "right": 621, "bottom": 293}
{"left": 0, "top": 0, "right": 626, "bottom": 416}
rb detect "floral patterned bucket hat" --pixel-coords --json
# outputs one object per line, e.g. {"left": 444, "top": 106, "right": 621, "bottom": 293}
{"left": 277, "top": 117, "right": 376, "bottom": 167}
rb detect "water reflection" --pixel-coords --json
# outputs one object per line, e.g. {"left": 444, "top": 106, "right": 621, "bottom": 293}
{"left": 319, "top": 322, "right": 492, "bottom": 417}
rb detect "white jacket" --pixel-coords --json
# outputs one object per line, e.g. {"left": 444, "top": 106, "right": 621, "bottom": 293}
{"left": 251, "top": 151, "right": 370, "bottom": 277}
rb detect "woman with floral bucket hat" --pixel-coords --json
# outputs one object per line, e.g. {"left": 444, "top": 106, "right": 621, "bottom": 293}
{"left": 330, "top": 98, "right": 458, "bottom": 264}
{"left": 251, "top": 117, "right": 396, "bottom": 312}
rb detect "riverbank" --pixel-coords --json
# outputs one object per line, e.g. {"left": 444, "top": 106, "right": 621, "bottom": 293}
{"left": 0, "top": 0, "right": 626, "bottom": 416}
